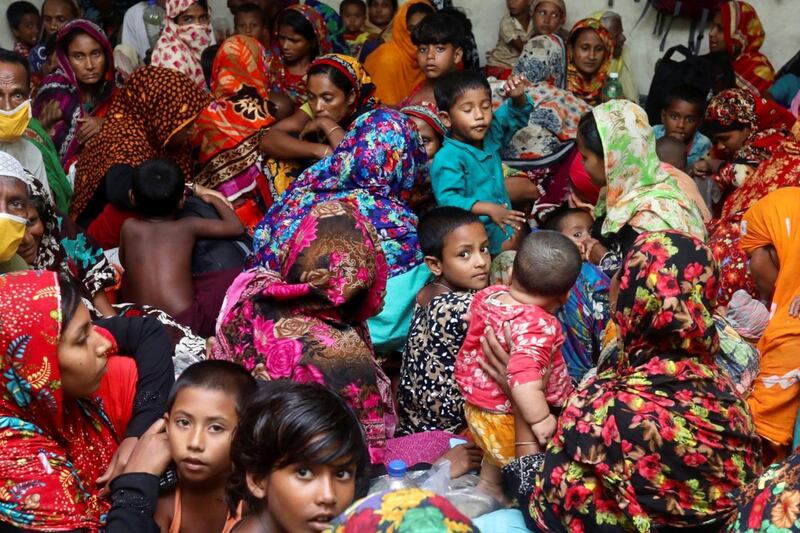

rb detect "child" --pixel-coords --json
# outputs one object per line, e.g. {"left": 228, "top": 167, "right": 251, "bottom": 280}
{"left": 397, "top": 207, "right": 490, "bottom": 435}
{"left": 431, "top": 71, "right": 531, "bottom": 255}
{"left": 654, "top": 84, "right": 712, "bottom": 167}
{"left": 119, "top": 158, "right": 245, "bottom": 338}
{"left": 455, "top": 230, "right": 581, "bottom": 499}
{"left": 339, "top": 0, "right": 370, "bottom": 57}
{"left": 226, "top": 381, "right": 369, "bottom": 533}
{"left": 485, "top": 0, "right": 534, "bottom": 80}
{"left": 233, "top": 3, "right": 267, "bottom": 47}
{"left": 656, "top": 136, "right": 688, "bottom": 172}
{"left": 366, "top": 0, "right": 396, "bottom": 34}
{"left": 155, "top": 360, "right": 258, "bottom": 533}
{"left": 6, "top": 1, "right": 40, "bottom": 57}
{"left": 531, "top": 0, "right": 567, "bottom": 38}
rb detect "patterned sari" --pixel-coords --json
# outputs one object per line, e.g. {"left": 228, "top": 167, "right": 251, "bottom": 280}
{"left": 727, "top": 452, "right": 800, "bottom": 531}
{"left": 150, "top": 0, "right": 213, "bottom": 88}
{"left": 214, "top": 201, "right": 395, "bottom": 463}
{"left": 566, "top": 19, "right": 613, "bottom": 107}
{"left": 530, "top": 231, "right": 762, "bottom": 532}
{"left": 717, "top": 1, "right": 775, "bottom": 95}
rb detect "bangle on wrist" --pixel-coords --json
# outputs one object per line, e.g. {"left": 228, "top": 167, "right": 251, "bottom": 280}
{"left": 326, "top": 125, "right": 342, "bottom": 138}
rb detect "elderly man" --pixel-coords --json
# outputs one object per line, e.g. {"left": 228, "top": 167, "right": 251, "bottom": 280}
{"left": 594, "top": 10, "right": 639, "bottom": 103}
{"left": 0, "top": 152, "right": 33, "bottom": 272}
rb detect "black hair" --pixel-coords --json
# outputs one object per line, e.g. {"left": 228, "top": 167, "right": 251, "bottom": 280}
{"left": 43, "top": 32, "right": 58, "bottom": 56}
{"left": 201, "top": 43, "right": 219, "bottom": 88}
{"left": 276, "top": 7, "right": 319, "bottom": 59}
{"left": 0, "top": 48, "right": 31, "bottom": 86}
{"left": 58, "top": 273, "right": 82, "bottom": 329}
{"left": 656, "top": 136, "right": 687, "bottom": 170}
{"left": 411, "top": 10, "right": 465, "bottom": 48}
{"left": 577, "top": 111, "right": 603, "bottom": 158}
{"left": 131, "top": 158, "right": 185, "bottom": 217}
{"left": 664, "top": 84, "right": 707, "bottom": 114}
{"left": 513, "top": 230, "right": 581, "bottom": 297}
{"left": 418, "top": 206, "right": 482, "bottom": 259}
{"left": 434, "top": 70, "right": 490, "bottom": 113}
{"left": 233, "top": 2, "right": 265, "bottom": 21}
{"left": 226, "top": 381, "right": 369, "bottom": 513}
{"left": 405, "top": 2, "right": 434, "bottom": 25}
{"left": 540, "top": 204, "right": 593, "bottom": 233}
{"left": 339, "top": 0, "right": 366, "bottom": 15}
{"left": 167, "top": 360, "right": 258, "bottom": 416}
{"left": 6, "top": 1, "right": 39, "bottom": 30}
{"left": 367, "top": 0, "right": 397, "bottom": 9}
{"left": 307, "top": 62, "right": 356, "bottom": 96}
{"left": 41, "top": 0, "right": 79, "bottom": 19}
{"left": 569, "top": 26, "right": 598, "bottom": 47}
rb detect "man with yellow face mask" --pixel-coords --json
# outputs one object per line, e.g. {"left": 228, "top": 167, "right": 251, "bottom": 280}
{"left": 0, "top": 152, "right": 33, "bottom": 273}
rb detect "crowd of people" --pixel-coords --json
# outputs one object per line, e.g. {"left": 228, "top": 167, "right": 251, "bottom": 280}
{"left": 1, "top": 0, "right": 800, "bottom": 530}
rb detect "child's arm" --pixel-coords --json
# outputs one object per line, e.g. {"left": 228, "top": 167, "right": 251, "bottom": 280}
{"left": 187, "top": 189, "right": 245, "bottom": 239}
{"left": 471, "top": 201, "right": 526, "bottom": 233}
{"left": 489, "top": 75, "right": 534, "bottom": 147}
{"left": 510, "top": 380, "right": 556, "bottom": 446}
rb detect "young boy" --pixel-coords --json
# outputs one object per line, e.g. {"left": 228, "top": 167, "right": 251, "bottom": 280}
{"left": 402, "top": 11, "right": 464, "bottom": 107}
{"left": 233, "top": 3, "right": 267, "bottom": 47}
{"left": 654, "top": 84, "right": 712, "bottom": 167}
{"left": 119, "top": 158, "right": 245, "bottom": 338}
{"left": 656, "top": 136, "right": 688, "bottom": 172}
{"left": 431, "top": 71, "right": 531, "bottom": 255}
{"left": 6, "top": 1, "right": 40, "bottom": 57}
{"left": 156, "top": 360, "right": 258, "bottom": 533}
{"left": 340, "top": 0, "right": 370, "bottom": 56}
{"left": 397, "top": 207, "right": 490, "bottom": 435}
{"left": 456, "top": 230, "right": 581, "bottom": 499}
{"left": 485, "top": 0, "right": 534, "bottom": 79}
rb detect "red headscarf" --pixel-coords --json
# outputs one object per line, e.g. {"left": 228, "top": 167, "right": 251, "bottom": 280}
{"left": 717, "top": 1, "right": 775, "bottom": 94}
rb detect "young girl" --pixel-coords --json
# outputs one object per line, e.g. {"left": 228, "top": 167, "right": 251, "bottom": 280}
{"left": 150, "top": 0, "right": 213, "bottom": 88}
{"left": 268, "top": 5, "right": 331, "bottom": 106}
{"left": 225, "top": 381, "right": 369, "bottom": 533}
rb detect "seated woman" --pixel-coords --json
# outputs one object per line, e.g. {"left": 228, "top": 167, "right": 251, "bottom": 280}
{"left": 565, "top": 18, "right": 613, "bottom": 107}
{"left": 33, "top": 19, "right": 118, "bottom": 172}
{"left": 709, "top": 1, "right": 775, "bottom": 95}
{"left": 72, "top": 66, "right": 211, "bottom": 224}
{"left": 0, "top": 270, "right": 174, "bottom": 531}
{"left": 592, "top": 10, "right": 637, "bottom": 103}
{"left": 213, "top": 201, "right": 395, "bottom": 464}
{"left": 150, "top": 0, "right": 213, "bottom": 88}
{"left": 254, "top": 106, "right": 428, "bottom": 352}
{"left": 267, "top": 5, "right": 331, "bottom": 106}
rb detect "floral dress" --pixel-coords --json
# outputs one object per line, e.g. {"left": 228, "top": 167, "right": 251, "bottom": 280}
{"left": 727, "top": 452, "right": 800, "bottom": 531}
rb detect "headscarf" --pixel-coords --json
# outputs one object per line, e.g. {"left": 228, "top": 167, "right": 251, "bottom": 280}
{"left": 193, "top": 36, "right": 276, "bottom": 195}
{"left": 566, "top": 18, "right": 614, "bottom": 107}
{"left": 401, "top": 102, "right": 446, "bottom": 138}
{"left": 214, "top": 201, "right": 395, "bottom": 463}
{"left": 514, "top": 34, "right": 567, "bottom": 89}
{"left": 22, "top": 118, "right": 72, "bottom": 213}
{"left": 0, "top": 271, "right": 121, "bottom": 531}
{"left": 716, "top": 1, "right": 775, "bottom": 95}
{"left": 113, "top": 44, "right": 143, "bottom": 82}
{"left": 32, "top": 20, "right": 117, "bottom": 168}
{"left": 72, "top": 66, "right": 211, "bottom": 218}
{"left": 0, "top": 151, "right": 33, "bottom": 187}
{"left": 267, "top": 5, "right": 331, "bottom": 105}
{"left": 308, "top": 54, "right": 380, "bottom": 119}
{"left": 593, "top": 100, "right": 708, "bottom": 239}
{"left": 531, "top": 231, "right": 762, "bottom": 532}
{"left": 364, "top": 0, "right": 433, "bottom": 107}
{"left": 303, "top": 0, "right": 347, "bottom": 54}
{"left": 150, "top": 0, "right": 213, "bottom": 88}
{"left": 253, "top": 107, "right": 427, "bottom": 278}
{"left": 329, "top": 488, "right": 478, "bottom": 532}
{"left": 591, "top": 10, "right": 638, "bottom": 103}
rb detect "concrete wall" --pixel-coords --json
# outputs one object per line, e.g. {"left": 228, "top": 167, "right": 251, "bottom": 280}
{"left": 2, "top": 0, "right": 797, "bottom": 96}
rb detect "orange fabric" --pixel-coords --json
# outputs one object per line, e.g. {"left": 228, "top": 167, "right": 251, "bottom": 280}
{"left": 740, "top": 187, "right": 800, "bottom": 445}
{"left": 463, "top": 402, "right": 516, "bottom": 467}
{"left": 364, "top": 0, "right": 432, "bottom": 107}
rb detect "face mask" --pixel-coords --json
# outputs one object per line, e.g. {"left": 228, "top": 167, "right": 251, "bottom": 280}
{"left": 0, "top": 100, "right": 32, "bottom": 142}
{"left": 0, "top": 212, "right": 28, "bottom": 262}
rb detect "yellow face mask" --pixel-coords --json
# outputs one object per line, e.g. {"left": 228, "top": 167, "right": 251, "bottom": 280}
{"left": 0, "top": 212, "right": 27, "bottom": 262}
{"left": 0, "top": 100, "right": 32, "bottom": 142}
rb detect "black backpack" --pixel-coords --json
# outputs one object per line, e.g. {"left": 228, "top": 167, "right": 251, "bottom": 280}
{"left": 625, "top": 0, "right": 724, "bottom": 52}
{"left": 645, "top": 45, "right": 736, "bottom": 125}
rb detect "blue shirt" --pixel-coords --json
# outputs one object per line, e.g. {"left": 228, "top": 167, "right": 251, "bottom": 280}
{"left": 653, "top": 124, "right": 712, "bottom": 168}
{"left": 430, "top": 96, "right": 533, "bottom": 254}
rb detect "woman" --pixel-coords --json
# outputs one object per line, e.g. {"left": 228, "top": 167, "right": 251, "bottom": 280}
{"left": 709, "top": 1, "right": 775, "bottom": 95}
{"left": 576, "top": 100, "right": 708, "bottom": 277}
{"left": 150, "top": 0, "right": 212, "bottom": 88}
{"left": 592, "top": 10, "right": 637, "bottom": 103}
{"left": 268, "top": 5, "right": 331, "bottom": 106}
{"left": 33, "top": 19, "right": 117, "bottom": 170}
{"left": 72, "top": 66, "right": 211, "bottom": 221}
{"left": 214, "top": 201, "right": 395, "bottom": 464}
{"left": 566, "top": 18, "right": 613, "bottom": 107}
{"left": 0, "top": 270, "right": 174, "bottom": 531}
{"left": 193, "top": 35, "right": 276, "bottom": 230}
{"left": 364, "top": 0, "right": 434, "bottom": 107}
{"left": 740, "top": 188, "right": 800, "bottom": 460}
{"left": 253, "top": 106, "right": 428, "bottom": 351}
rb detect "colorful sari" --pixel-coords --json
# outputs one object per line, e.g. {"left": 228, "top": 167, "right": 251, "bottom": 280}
{"left": 22, "top": 118, "right": 72, "bottom": 213}
{"left": 214, "top": 201, "right": 395, "bottom": 463}
{"left": 727, "top": 452, "right": 800, "bottom": 531}
{"left": 72, "top": 66, "right": 211, "bottom": 219}
{"left": 740, "top": 187, "right": 800, "bottom": 448}
{"left": 717, "top": 1, "right": 775, "bottom": 95}
{"left": 32, "top": 20, "right": 118, "bottom": 170}
{"left": 531, "top": 231, "right": 762, "bottom": 532}
{"left": 566, "top": 19, "right": 614, "bottom": 107}
{"left": 267, "top": 5, "right": 330, "bottom": 105}
{"left": 150, "top": 0, "right": 213, "bottom": 88}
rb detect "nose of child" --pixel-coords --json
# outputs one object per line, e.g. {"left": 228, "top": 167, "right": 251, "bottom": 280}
{"left": 315, "top": 478, "right": 337, "bottom": 506}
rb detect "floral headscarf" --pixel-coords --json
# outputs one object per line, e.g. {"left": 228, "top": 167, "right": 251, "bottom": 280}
{"left": 514, "top": 34, "right": 567, "bottom": 89}
{"left": 593, "top": 100, "right": 707, "bottom": 239}
{"left": 214, "top": 201, "right": 394, "bottom": 463}
{"left": 150, "top": 0, "right": 213, "bottom": 88}
{"left": 530, "top": 231, "right": 762, "bottom": 532}
{"left": 566, "top": 18, "right": 614, "bottom": 107}
{"left": 401, "top": 102, "right": 446, "bottom": 138}
{"left": 716, "top": 1, "right": 775, "bottom": 94}
{"left": 309, "top": 54, "right": 380, "bottom": 120}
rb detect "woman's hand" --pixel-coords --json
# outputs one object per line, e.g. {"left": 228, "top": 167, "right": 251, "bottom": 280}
{"left": 38, "top": 100, "right": 62, "bottom": 132}
{"left": 435, "top": 443, "right": 483, "bottom": 478}
{"left": 76, "top": 116, "right": 104, "bottom": 144}
{"left": 96, "top": 435, "right": 139, "bottom": 495}
{"left": 121, "top": 418, "right": 172, "bottom": 477}
{"left": 478, "top": 323, "right": 512, "bottom": 398}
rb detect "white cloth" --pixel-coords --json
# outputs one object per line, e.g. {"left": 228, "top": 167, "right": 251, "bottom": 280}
{"left": 0, "top": 139, "right": 51, "bottom": 198}
{"left": 121, "top": 2, "right": 150, "bottom": 60}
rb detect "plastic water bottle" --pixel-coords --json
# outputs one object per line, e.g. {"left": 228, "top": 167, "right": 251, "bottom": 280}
{"left": 603, "top": 72, "right": 623, "bottom": 100}
{"left": 385, "top": 460, "right": 417, "bottom": 491}
{"left": 143, "top": 0, "right": 165, "bottom": 49}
